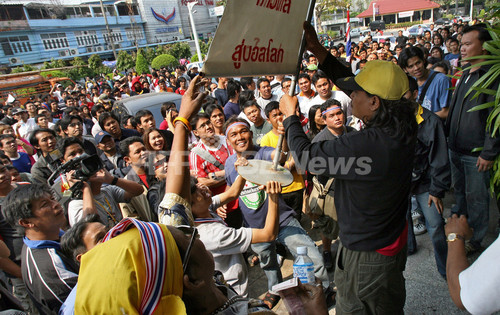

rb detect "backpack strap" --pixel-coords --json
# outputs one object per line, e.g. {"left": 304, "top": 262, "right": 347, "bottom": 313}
{"left": 191, "top": 146, "right": 224, "bottom": 170}
{"left": 418, "top": 71, "right": 438, "bottom": 104}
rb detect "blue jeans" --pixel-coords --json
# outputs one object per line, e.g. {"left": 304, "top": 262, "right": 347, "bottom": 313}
{"left": 251, "top": 218, "right": 329, "bottom": 292}
{"left": 413, "top": 193, "right": 447, "bottom": 277}
{"left": 449, "top": 150, "right": 490, "bottom": 248}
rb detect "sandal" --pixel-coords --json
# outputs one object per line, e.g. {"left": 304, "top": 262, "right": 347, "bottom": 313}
{"left": 262, "top": 292, "right": 280, "bottom": 309}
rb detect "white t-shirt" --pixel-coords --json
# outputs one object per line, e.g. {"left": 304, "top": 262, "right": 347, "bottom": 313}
{"left": 196, "top": 196, "right": 253, "bottom": 297}
{"left": 256, "top": 94, "right": 279, "bottom": 110}
{"left": 67, "top": 185, "right": 125, "bottom": 227}
{"left": 459, "top": 235, "right": 500, "bottom": 315}
{"left": 307, "top": 90, "right": 352, "bottom": 118}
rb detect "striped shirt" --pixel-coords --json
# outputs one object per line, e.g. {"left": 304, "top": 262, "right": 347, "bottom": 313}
{"left": 21, "top": 235, "right": 78, "bottom": 314}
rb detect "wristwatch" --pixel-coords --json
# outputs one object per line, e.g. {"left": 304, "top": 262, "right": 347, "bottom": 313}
{"left": 446, "top": 233, "right": 465, "bottom": 242}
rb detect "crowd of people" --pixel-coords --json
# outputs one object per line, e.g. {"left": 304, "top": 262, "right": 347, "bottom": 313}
{"left": 0, "top": 18, "right": 498, "bottom": 315}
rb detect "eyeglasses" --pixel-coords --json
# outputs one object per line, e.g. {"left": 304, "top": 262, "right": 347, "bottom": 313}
{"left": 69, "top": 122, "right": 82, "bottom": 127}
{"left": 196, "top": 121, "right": 213, "bottom": 130}
{"left": 154, "top": 157, "right": 168, "bottom": 170}
{"left": 177, "top": 225, "right": 199, "bottom": 274}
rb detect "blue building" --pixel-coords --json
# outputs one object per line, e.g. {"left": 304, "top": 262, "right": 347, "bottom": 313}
{"left": 0, "top": 0, "right": 148, "bottom": 67}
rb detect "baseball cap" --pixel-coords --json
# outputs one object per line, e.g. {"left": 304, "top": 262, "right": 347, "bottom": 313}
{"left": 95, "top": 131, "right": 112, "bottom": 144}
{"left": 335, "top": 60, "right": 409, "bottom": 100}
{"left": 12, "top": 108, "right": 27, "bottom": 115}
{"left": 306, "top": 64, "right": 318, "bottom": 71}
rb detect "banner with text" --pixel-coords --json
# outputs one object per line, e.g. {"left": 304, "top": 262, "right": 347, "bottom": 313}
{"left": 202, "top": 0, "right": 311, "bottom": 77}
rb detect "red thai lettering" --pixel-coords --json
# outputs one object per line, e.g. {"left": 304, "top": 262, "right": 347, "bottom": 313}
{"left": 255, "top": 0, "right": 291, "bottom": 14}
{"left": 232, "top": 38, "right": 284, "bottom": 69}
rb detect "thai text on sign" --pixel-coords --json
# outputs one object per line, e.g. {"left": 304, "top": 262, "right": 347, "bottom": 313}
{"left": 202, "top": 0, "right": 311, "bottom": 77}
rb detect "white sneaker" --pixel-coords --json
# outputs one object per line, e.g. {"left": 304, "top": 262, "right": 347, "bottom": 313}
{"left": 413, "top": 222, "right": 427, "bottom": 235}
{"left": 411, "top": 209, "right": 423, "bottom": 221}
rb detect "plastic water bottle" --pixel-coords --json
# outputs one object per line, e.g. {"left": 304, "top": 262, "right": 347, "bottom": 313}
{"left": 293, "top": 246, "right": 315, "bottom": 284}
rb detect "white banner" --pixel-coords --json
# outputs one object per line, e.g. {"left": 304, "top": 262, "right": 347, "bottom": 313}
{"left": 398, "top": 11, "right": 414, "bottom": 18}
{"left": 202, "top": 0, "right": 311, "bottom": 77}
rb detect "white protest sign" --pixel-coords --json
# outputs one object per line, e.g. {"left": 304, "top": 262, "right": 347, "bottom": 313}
{"left": 202, "top": 0, "right": 311, "bottom": 77}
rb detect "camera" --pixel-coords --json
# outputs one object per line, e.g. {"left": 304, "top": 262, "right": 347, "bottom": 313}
{"left": 48, "top": 154, "right": 104, "bottom": 201}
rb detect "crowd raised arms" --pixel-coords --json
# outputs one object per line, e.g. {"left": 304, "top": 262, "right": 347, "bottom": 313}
{"left": 0, "top": 18, "right": 498, "bottom": 315}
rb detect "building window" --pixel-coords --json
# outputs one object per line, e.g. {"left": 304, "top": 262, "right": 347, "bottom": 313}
{"left": 75, "top": 30, "right": 99, "bottom": 47}
{"left": 125, "top": 28, "right": 144, "bottom": 41}
{"left": 0, "top": 36, "right": 32, "bottom": 56}
{"left": 40, "top": 33, "right": 69, "bottom": 50}
{"left": 0, "top": 5, "right": 26, "bottom": 21}
{"left": 117, "top": 4, "right": 138, "bottom": 16}
{"left": 102, "top": 29, "right": 123, "bottom": 43}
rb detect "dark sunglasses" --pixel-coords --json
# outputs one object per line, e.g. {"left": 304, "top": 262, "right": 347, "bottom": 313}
{"left": 177, "top": 225, "right": 199, "bottom": 274}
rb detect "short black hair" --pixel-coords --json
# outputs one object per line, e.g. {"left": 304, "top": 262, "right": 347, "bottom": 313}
{"left": 121, "top": 115, "right": 136, "bottom": 128}
{"left": 298, "top": 73, "right": 311, "bottom": 81}
{"left": 35, "top": 114, "right": 46, "bottom": 124}
{"left": 60, "top": 115, "right": 83, "bottom": 131}
{"left": 238, "top": 90, "right": 255, "bottom": 108}
{"left": 264, "top": 101, "right": 280, "bottom": 118}
{"left": 205, "top": 104, "right": 224, "bottom": 118}
{"left": 240, "top": 77, "right": 254, "bottom": 90}
{"left": 256, "top": 78, "right": 270, "bottom": 90}
{"left": 29, "top": 128, "right": 56, "bottom": 147}
{"left": 134, "top": 110, "right": 154, "bottom": 124}
{"left": 281, "top": 77, "right": 292, "bottom": 88}
{"left": 119, "top": 136, "right": 143, "bottom": 157}
{"left": 190, "top": 113, "right": 210, "bottom": 131}
{"left": 320, "top": 99, "right": 342, "bottom": 118}
{"left": 90, "top": 104, "right": 105, "bottom": 118}
{"left": 61, "top": 213, "right": 103, "bottom": 263}
{"left": 57, "top": 137, "right": 83, "bottom": 158}
{"left": 98, "top": 112, "right": 119, "bottom": 130}
{"left": 227, "top": 79, "right": 242, "bottom": 100}
{"left": 0, "top": 134, "right": 15, "bottom": 146}
{"left": 431, "top": 61, "right": 450, "bottom": 74}
{"left": 3, "top": 184, "right": 54, "bottom": 231}
{"left": 311, "top": 70, "right": 329, "bottom": 86}
{"left": 160, "top": 102, "right": 177, "bottom": 119}
{"left": 463, "top": 24, "right": 492, "bottom": 43}
{"left": 398, "top": 46, "right": 427, "bottom": 69}
{"left": 241, "top": 100, "right": 261, "bottom": 112}
{"left": 223, "top": 117, "right": 250, "bottom": 135}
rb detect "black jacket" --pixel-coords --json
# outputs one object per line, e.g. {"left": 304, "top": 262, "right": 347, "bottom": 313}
{"left": 283, "top": 54, "right": 415, "bottom": 251}
{"left": 99, "top": 151, "right": 130, "bottom": 178}
{"left": 413, "top": 107, "right": 450, "bottom": 198}
{"left": 446, "top": 64, "right": 500, "bottom": 160}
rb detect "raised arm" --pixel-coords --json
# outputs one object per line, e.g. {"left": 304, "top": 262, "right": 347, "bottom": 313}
{"left": 303, "top": 21, "right": 354, "bottom": 94}
{"left": 251, "top": 181, "right": 281, "bottom": 243}
{"left": 165, "top": 76, "right": 208, "bottom": 202}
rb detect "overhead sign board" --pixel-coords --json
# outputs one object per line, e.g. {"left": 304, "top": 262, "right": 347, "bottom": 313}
{"left": 202, "top": 0, "right": 311, "bottom": 77}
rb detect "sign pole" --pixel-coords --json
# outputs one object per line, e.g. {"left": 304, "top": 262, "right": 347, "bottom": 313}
{"left": 272, "top": 0, "right": 317, "bottom": 171}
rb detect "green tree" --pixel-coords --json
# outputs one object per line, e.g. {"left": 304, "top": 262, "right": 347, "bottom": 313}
{"left": 467, "top": 4, "right": 500, "bottom": 195}
{"left": 190, "top": 53, "right": 206, "bottom": 62}
{"left": 315, "top": 0, "right": 352, "bottom": 33}
{"left": 200, "top": 38, "right": 213, "bottom": 55}
{"left": 135, "top": 51, "right": 150, "bottom": 74}
{"left": 42, "top": 58, "right": 68, "bottom": 70}
{"left": 144, "top": 47, "right": 158, "bottom": 64}
{"left": 88, "top": 54, "right": 106, "bottom": 75}
{"left": 116, "top": 50, "right": 135, "bottom": 72}
{"left": 165, "top": 42, "right": 192, "bottom": 60}
{"left": 11, "top": 64, "right": 36, "bottom": 73}
{"left": 151, "top": 54, "right": 178, "bottom": 69}
{"left": 66, "top": 57, "right": 94, "bottom": 80}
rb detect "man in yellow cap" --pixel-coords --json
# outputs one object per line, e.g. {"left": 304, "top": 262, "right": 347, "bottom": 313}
{"left": 279, "top": 22, "right": 418, "bottom": 314}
